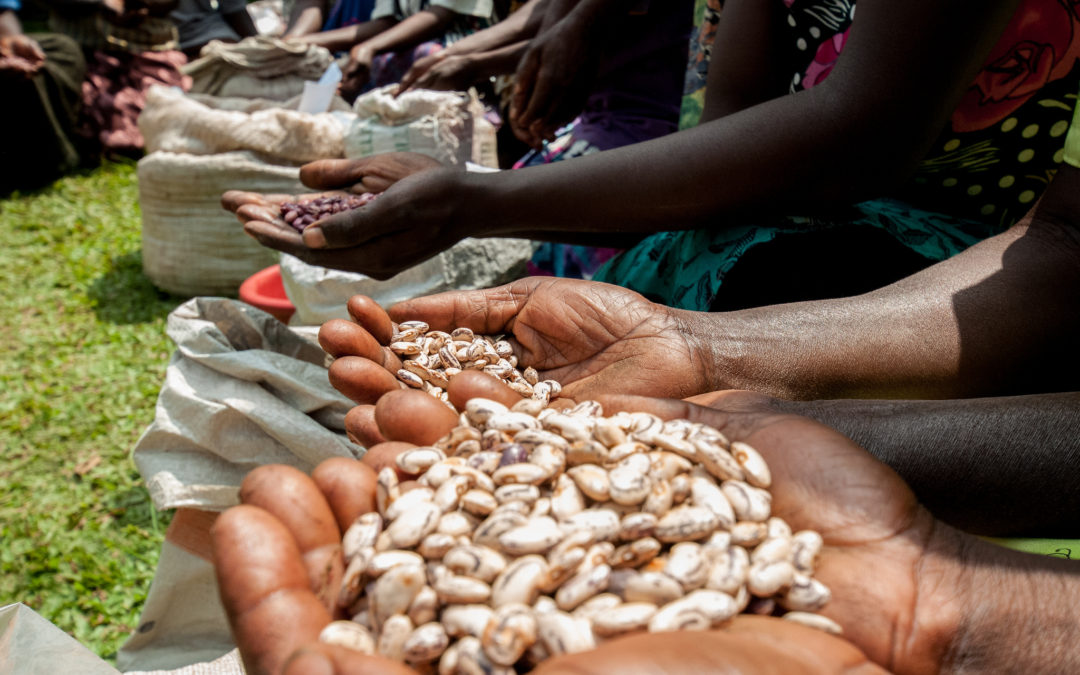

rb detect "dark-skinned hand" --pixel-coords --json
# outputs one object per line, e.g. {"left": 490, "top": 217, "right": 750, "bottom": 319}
{"left": 213, "top": 378, "right": 942, "bottom": 674}
{"left": 509, "top": 13, "right": 601, "bottom": 149}
{"left": 396, "top": 51, "right": 479, "bottom": 95}
{"left": 0, "top": 34, "right": 45, "bottom": 78}
{"left": 316, "top": 280, "right": 721, "bottom": 445}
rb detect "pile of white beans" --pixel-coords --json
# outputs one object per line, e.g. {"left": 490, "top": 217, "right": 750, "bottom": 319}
{"left": 389, "top": 321, "right": 562, "bottom": 406}
{"left": 319, "top": 394, "right": 838, "bottom": 673}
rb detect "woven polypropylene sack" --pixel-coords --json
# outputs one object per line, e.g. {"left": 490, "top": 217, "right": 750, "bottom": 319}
{"left": 346, "top": 86, "right": 498, "bottom": 167}
{"left": 139, "top": 86, "right": 350, "bottom": 162}
{"left": 139, "top": 151, "right": 300, "bottom": 297}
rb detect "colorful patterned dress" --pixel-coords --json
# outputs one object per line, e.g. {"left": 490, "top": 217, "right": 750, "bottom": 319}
{"left": 593, "top": 0, "right": 1080, "bottom": 310}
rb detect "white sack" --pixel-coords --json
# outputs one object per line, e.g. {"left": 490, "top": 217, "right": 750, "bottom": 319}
{"left": 140, "top": 86, "right": 351, "bottom": 162}
{"left": 281, "top": 235, "right": 536, "bottom": 326}
{"left": 346, "top": 85, "right": 498, "bottom": 167}
{"left": 133, "top": 297, "right": 360, "bottom": 512}
{"left": 138, "top": 151, "right": 300, "bottom": 297}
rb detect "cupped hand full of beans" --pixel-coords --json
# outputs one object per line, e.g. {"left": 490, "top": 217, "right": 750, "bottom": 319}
{"left": 319, "top": 394, "right": 836, "bottom": 672}
{"left": 281, "top": 193, "right": 377, "bottom": 232}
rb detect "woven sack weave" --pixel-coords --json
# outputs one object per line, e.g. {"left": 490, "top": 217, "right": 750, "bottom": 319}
{"left": 139, "top": 86, "right": 350, "bottom": 162}
{"left": 138, "top": 151, "right": 300, "bottom": 297}
{"left": 346, "top": 85, "right": 498, "bottom": 167}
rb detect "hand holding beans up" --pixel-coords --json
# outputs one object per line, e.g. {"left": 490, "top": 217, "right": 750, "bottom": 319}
{"left": 214, "top": 381, "right": 950, "bottom": 674}
{"left": 223, "top": 153, "right": 448, "bottom": 277}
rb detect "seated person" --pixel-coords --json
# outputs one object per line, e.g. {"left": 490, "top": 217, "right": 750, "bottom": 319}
{"left": 170, "top": 0, "right": 258, "bottom": 60}
{"left": 45, "top": 0, "right": 189, "bottom": 155}
{"left": 290, "top": 0, "right": 502, "bottom": 101}
{"left": 0, "top": 1, "right": 89, "bottom": 191}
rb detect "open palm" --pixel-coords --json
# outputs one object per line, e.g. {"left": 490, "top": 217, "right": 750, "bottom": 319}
{"left": 214, "top": 384, "right": 958, "bottom": 674}
{"left": 388, "top": 277, "right": 712, "bottom": 402}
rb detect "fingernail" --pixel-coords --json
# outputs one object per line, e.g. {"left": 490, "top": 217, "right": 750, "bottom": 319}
{"left": 303, "top": 226, "right": 327, "bottom": 248}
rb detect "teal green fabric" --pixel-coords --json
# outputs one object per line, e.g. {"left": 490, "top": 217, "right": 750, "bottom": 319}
{"left": 592, "top": 198, "right": 998, "bottom": 310}
{"left": 985, "top": 537, "right": 1080, "bottom": 561}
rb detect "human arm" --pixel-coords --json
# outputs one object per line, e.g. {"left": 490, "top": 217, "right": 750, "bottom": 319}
{"left": 508, "top": 0, "right": 624, "bottom": 146}
{"left": 0, "top": 8, "right": 21, "bottom": 36}
{"left": 289, "top": 17, "right": 397, "bottom": 52}
{"left": 283, "top": 0, "right": 327, "bottom": 38}
{"left": 0, "top": 8, "right": 45, "bottom": 77}
{"left": 299, "top": 153, "right": 1080, "bottom": 404}
{"left": 341, "top": 6, "right": 455, "bottom": 94}
{"left": 396, "top": 39, "right": 527, "bottom": 93}
{"left": 396, "top": 0, "right": 548, "bottom": 93}
{"left": 223, "top": 1, "right": 258, "bottom": 40}
{"left": 686, "top": 390, "right": 1080, "bottom": 538}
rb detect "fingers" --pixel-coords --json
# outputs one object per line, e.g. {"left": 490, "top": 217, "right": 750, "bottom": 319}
{"left": 239, "top": 466, "right": 345, "bottom": 612}
{"left": 310, "top": 457, "right": 378, "bottom": 532}
{"left": 319, "top": 319, "right": 402, "bottom": 371}
{"left": 510, "top": 47, "right": 539, "bottom": 128}
{"left": 395, "top": 55, "right": 437, "bottom": 95}
{"left": 345, "top": 405, "right": 387, "bottom": 447}
{"left": 516, "top": 70, "right": 557, "bottom": 142}
{"left": 360, "top": 441, "right": 418, "bottom": 479}
{"left": 347, "top": 296, "right": 395, "bottom": 344}
{"left": 533, "top": 617, "right": 881, "bottom": 675}
{"left": 222, "top": 190, "right": 274, "bottom": 214}
{"left": 301, "top": 202, "right": 373, "bottom": 250}
{"left": 388, "top": 278, "right": 547, "bottom": 335}
{"left": 282, "top": 644, "right": 416, "bottom": 675}
{"left": 447, "top": 370, "right": 523, "bottom": 410}
{"left": 374, "top": 389, "right": 460, "bottom": 446}
{"left": 212, "top": 505, "right": 332, "bottom": 675}
{"left": 329, "top": 356, "right": 404, "bottom": 404}
{"left": 300, "top": 159, "right": 371, "bottom": 191}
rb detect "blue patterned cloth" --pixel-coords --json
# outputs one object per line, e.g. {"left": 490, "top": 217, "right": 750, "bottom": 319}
{"left": 593, "top": 199, "right": 999, "bottom": 310}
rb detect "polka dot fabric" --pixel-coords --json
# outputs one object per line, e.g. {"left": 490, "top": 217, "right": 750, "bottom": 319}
{"left": 783, "top": 0, "right": 1080, "bottom": 229}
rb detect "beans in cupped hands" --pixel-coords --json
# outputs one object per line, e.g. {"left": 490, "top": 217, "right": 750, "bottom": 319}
{"left": 280, "top": 193, "right": 377, "bottom": 232}
{"left": 321, "top": 392, "right": 838, "bottom": 673}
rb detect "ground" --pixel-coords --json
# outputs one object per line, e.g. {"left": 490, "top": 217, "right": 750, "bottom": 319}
{"left": 0, "top": 161, "right": 183, "bottom": 661}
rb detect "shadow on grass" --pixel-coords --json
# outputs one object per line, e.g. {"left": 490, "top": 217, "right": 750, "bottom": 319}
{"left": 88, "top": 250, "right": 187, "bottom": 325}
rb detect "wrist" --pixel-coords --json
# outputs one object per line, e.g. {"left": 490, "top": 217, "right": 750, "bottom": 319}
{"left": 928, "top": 532, "right": 1080, "bottom": 674}
{"left": 892, "top": 519, "right": 970, "bottom": 674}
{"left": 669, "top": 308, "right": 733, "bottom": 397}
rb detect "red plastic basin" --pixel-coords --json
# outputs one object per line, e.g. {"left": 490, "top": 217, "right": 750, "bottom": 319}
{"left": 239, "top": 264, "right": 296, "bottom": 324}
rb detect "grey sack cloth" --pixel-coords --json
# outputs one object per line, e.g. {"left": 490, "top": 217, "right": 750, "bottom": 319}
{"left": 134, "top": 296, "right": 361, "bottom": 512}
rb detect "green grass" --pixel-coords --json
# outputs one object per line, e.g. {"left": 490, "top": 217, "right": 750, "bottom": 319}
{"left": 0, "top": 161, "right": 184, "bottom": 661}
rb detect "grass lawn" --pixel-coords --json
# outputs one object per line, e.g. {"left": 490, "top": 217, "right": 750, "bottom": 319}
{"left": 0, "top": 161, "right": 184, "bottom": 661}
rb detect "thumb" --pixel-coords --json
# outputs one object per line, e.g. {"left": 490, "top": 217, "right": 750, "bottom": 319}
{"left": 300, "top": 159, "right": 376, "bottom": 191}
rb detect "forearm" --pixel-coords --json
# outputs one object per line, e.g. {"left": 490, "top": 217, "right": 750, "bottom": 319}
{"left": 284, "top": 0, "right": 325, "bottom": 37}
{"left": 467, "top": 0, "right": 1022, "bottom": 239}
{"left": 700, "top": 0, "right": 791, "bottom": 122}
{"left": 673, "top": 169, "right": 1080, "bottom": 400}
{"left": 295, "top": 19, "right": 395, "bottom": 51}
{"left": 442, "top": 0, "right": 546, "bottom": 56}
{"left": 464, "top": 90, "right": 921, "bottom": 239}
{"left": 456, "top": 40, "right": 528, "bottom": 79}
{"left": 0, "top": 9, "right": 21, "bottom": 36}
{"left": 224, "top": 9, "right": 258, "bottom": 39}
{"left": 356, "top": 8, "right": 452, "bottom": 56}
{"left": 922, "top": 529, "right": 1080, "bottom": 674}
{"left": 773, "top": 393, "right": 1080, "bottom": 536}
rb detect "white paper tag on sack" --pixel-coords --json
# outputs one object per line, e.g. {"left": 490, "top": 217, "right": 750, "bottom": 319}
{"left": 298, "top": 62, "right": 342, "bottom": 114}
